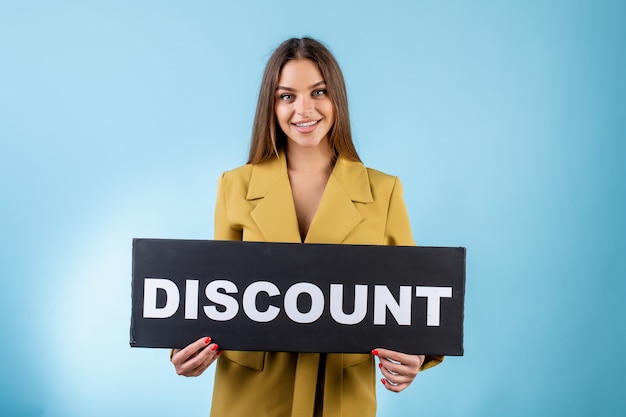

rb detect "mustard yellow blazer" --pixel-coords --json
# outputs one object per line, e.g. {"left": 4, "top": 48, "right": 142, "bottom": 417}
{"left": 210, "top": 152, "right": 443, "bottom": 417}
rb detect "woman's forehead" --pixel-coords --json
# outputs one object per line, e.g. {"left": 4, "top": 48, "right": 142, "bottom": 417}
{"left": 277, "top": 59, "right": 325, "bottom": 88}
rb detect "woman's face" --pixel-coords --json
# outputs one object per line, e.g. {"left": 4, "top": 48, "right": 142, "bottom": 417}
{"left": 275, "top": 59, "right": 334, "bottom": 150}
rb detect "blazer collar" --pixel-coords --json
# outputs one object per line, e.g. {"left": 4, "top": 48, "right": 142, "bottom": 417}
{"left": 246, "top": 151, "right": 373, "bottom": 243}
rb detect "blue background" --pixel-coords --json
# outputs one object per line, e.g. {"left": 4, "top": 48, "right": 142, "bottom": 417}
{"left": 1, "top": 1, "right": 625, "bottom": 416}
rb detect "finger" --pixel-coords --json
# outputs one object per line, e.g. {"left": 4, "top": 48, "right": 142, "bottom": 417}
{"left": 378, "top": 362, "right": 413, "bottom": 386}
{"left": 196, "top": 343, "right": 221, "bottom": 369}
{"left": 176, "top": 343, "right": 219, "bottom": 376}
{"left": 172, "top": 337, "right": 212, "bottom": 365}
{"left": 179, "top": 342, "right": 221, "bottom": 377}
{"left": 374, "top": 349, "right": 424, "bottom": 373}
{"left": 374, "top": 349, "right": 425, "bottom": 387}
{"left": 373, "top": 348, "right": 416, "bottom": 366}
{"left": 381, "top": 356, "right": 418, "bottom": 377}
{"left": 381, "top": 378, "right": 410, "bottom": 393}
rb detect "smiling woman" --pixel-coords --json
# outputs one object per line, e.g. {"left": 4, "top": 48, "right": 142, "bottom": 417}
{"left": 169, "top": 37, "right": 443, "bottom": 417}
{"left": 247, "top": 37, "right": 358, "bottom": 165}
{"left": 274, "top": 59, "right": 335, "bottom": 150}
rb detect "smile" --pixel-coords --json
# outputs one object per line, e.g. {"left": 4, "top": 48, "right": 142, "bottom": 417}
{"left": 293, "top": 120, "right": 320, "bottom": 128}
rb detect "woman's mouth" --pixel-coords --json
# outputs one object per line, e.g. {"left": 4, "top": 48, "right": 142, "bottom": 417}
{"left": 293, "top": 120, "right": 319, "bottom": 127}
{"left": 292, "top": 119, "right": 321, "bottom": 132}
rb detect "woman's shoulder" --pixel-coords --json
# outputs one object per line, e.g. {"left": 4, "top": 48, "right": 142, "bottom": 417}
{"left": 338, "top": 155, "right": 398, "bottom": 181}
{"left": 221, "top": 154, "right": 283, "bottom": 183}
{"left": 365, "top": 166, "right": 397, "bottom": 183}
{"left": 335, "top": 156, "right": 402, "bottom": 196}
{"left": 221, "top": 163, "right": 254, "bottom": 181}
{"left": 218, "top": 155, "right": 285, "bottom": 201}
{"left": 216, "top": 164, "right": 254, "bottom": 199}
{"left": 365, "top": 167, "right": 404, "bottom": 201}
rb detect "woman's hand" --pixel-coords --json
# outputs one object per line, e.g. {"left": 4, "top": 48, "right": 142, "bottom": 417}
{"left": 371, "top": 348, "right": 425, "bottom": 393}
{"left": 171, "top": 336, "right": 221, "bottom": 377}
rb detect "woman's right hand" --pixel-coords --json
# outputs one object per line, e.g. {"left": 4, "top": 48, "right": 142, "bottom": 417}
{"left": 171, "top": 336, "right": 221, "bottom": 377}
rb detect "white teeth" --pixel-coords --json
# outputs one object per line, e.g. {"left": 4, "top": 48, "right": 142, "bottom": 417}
{"left": 295, "top": 120, "right": 318, "bottom": 127}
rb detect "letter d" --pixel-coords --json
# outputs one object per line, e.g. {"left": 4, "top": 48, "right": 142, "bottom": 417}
{"left": 143, "top": 278, "right": 180, "bottom": 318}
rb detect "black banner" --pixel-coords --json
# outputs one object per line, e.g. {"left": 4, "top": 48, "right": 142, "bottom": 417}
{"left": 130, "top": 239, "right": 465, "bottom": 355}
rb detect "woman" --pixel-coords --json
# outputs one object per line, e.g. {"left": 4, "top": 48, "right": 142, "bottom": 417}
{"left": 171, "top": 37, "right": 443, "bottom": 417}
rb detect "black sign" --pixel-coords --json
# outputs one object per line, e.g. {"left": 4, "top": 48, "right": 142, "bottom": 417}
{"left": 130, "top": 239, "right": 466, "bottom": 355}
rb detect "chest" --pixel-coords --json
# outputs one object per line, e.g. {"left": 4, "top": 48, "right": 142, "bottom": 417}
{"left": 288, "top": 171, "right": 331, "bottom": 241}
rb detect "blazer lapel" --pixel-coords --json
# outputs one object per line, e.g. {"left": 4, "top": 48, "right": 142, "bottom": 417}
{"left": 248, "top": 153, "right": 302, "bottom": 243}
{"left": 305, "top": 155, "right": 373, "bottom": 244}
{"left": 247, "top": 153, "right": 374, "bottom": 244}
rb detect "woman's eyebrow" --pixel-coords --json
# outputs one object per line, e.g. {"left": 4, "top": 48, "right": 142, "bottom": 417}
{"left": 276, "top": 80, "right": 327, "bottom": 91}
{"left": 309, "top": 80, "right": 326, "bottom": 89}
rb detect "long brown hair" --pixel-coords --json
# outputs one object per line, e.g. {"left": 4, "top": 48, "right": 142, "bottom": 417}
{"left": 247, "top": 37, "right": 360, "bottom": 164}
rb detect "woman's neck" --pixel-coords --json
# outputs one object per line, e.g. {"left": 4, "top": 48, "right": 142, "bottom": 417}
{"left": 285, "top": 141, "right": 335, "bottom": 174}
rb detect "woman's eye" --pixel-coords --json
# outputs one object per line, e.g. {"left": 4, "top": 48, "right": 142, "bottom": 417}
{"left": 312, "top": 89, "right": 327, "bottom": 97}
{"left": 279, "top": 94, "right": 293, "bottom": 101}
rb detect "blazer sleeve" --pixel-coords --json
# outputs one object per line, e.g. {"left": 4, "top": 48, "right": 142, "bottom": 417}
{"left": 214, "top": 172, "right": 243, "bottom": 241}
{"left": 384, "top": 177, "right": 444, "bottom": 371}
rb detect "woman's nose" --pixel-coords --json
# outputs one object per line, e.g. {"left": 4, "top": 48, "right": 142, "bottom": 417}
{"left": 295, "top": 96, "right": 313, "bottom": 116}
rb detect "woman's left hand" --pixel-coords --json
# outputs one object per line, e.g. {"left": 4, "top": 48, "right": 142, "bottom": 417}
{"left": 372, "top": 348, "right": 425, "bottom": 393}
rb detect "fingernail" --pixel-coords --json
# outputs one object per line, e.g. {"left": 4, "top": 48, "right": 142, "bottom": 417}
{"left": 371, "top": 349, "right": 379, "bottom": 356}
{"left": 204, "top": 337, "right": 211, "bottom": 344}
{"left": 378, "top": 363, "right": 383, "bottom": 369}
{"left": 211, "top": 344, "right": 219, "bottom": 351}
{"left": 381, "top": 379, "right": 386, "bottom": 385}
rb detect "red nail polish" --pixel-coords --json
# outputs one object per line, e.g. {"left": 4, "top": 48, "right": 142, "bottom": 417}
{"left": 381, "top": 379, "right": 386, "bottom": 385}
{"left": 371, "top": 349, "right": 379, "bottom": 356}
{"left": 211, "top": 344, "right": 219, "bottom": 351}
{"left": 204, "top": 337, "right": 211, "bottom": 344}
{"left": 378, "top": 363, "right": 383, "bottom": 369}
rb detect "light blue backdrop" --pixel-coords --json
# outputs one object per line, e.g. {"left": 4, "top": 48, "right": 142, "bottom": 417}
{"left": 1, "top": 1, "right": 624, "bottom": 416}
